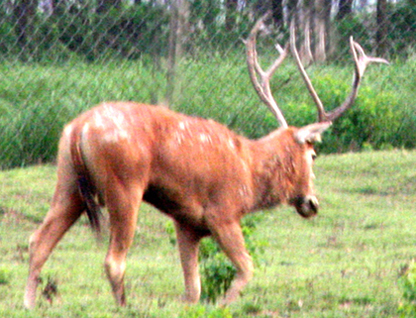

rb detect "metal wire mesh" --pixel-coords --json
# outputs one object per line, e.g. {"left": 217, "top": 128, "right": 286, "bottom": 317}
{"left": 1, "top": 0, "right": 415, "bottom": 169}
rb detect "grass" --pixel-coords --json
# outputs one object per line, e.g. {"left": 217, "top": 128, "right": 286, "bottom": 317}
{"left": 0, "top": 149, "right": 415, "bottom": 317}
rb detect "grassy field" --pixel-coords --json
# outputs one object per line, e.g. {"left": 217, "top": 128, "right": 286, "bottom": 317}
{"left": 0, "top": 149, "right": 415, "bottom": 317}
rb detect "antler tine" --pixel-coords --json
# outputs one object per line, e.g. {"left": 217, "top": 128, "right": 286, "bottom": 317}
{"left": 325, "top": 37, "right": 390, "bottom": 122}
{"left": 245, "top": 11, "right": 289, "bottom": 128}
{"left": 289, "top": 19, "right": 328, "bottom": 122}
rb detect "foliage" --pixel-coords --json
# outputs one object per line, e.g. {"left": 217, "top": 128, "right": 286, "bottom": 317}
{"left": 386, "top": 0, "right": 416, "bottom": 58}
{"left": 332, "top": 15, "right": 371, "bottom": 61}
{"left": 0, "top": 267, "right": 11, "bottom": 285}
{"left": 0, "top": 2, "right": 170, "bottom": 62}
{"left": 1, "top": 0, "right": 416, "bottom": 62}
{"left": 187, "top": 0, "right": 252, "bottom": 55}
{"left": 165, "top": 214, "right": 267, "bottom": 303}
{"left": 279, "top": 64, "right": 416, "bottom": 153}
{"left": 398, "top": 260, "right": 416, "bottom": 317}
{"left": 199, "top": 215, "right": 267, "bottom": 303}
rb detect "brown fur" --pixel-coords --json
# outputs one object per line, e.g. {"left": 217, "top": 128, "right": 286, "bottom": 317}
{"left": 24, "top": 102, "right": 324, "bottom": 308}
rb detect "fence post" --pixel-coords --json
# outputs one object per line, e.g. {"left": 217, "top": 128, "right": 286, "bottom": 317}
{"left": 165, "top": 0, "right": 189, "bottom": 108}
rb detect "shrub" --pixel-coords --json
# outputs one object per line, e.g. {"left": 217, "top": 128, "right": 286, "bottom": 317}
{"left": 0, "top": 267, "right": 11, "bottom": 285}
{"left": 165, "top": 214, "right": 267, "bottom": 303}
{"left": 398, "top": 260, "right": 416, "bottom": 317}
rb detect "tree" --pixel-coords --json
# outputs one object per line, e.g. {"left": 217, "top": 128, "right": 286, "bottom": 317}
{"left": 225, "top": 0, "right": 238, "bottom": 32}
{"left": 300, "top": 0, "right": 314, "bottom": 64}
{"left": 12, "top": 0, "right": 38, "bottom": 51}
{"left": 314, "top": 0, "right": 332, "bottom": 62}
{"left": 271, "top": 0, "right": 284, "bottom": 29}
{"left": 376, "top": 0, "right": 388, "bottom": 56}
{"left": 166, "top": 0, "right": 189, "bottom": 105}
{"left": 336, "top": 0, "right": 353, "bottom": 21}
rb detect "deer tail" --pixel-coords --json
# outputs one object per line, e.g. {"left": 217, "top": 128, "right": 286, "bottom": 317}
{"left": 70, "top": 129, "right": 102, "bottom": 234}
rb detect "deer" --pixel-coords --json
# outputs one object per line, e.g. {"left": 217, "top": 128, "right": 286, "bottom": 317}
{"left": 24, "top": 12, "right": 388, "bottom": 309}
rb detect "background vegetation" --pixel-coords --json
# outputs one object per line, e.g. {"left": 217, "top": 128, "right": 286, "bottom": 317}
{"left": 1, "top": 0, "right": 416, "bottom": 169}
{"left": 1, "top": 56, "right": 415, "bottom": 169}
{"left": 2, "top": 0, "right": 416, "bottom": 61}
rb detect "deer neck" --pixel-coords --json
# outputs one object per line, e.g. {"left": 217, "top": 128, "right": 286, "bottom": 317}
{"left": 248, "top": 128, "right": 299, "bottom": 211}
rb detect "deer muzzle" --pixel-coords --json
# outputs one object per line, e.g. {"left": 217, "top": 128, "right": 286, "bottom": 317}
{"left": 292, "top": 195, "right": 319, "bottom": 219}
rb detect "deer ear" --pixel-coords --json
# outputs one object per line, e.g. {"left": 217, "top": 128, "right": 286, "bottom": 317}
{"left": 295, "top": 122, "right": 332, "bottom": 144}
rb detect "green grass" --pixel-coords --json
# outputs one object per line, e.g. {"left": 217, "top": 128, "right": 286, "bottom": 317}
{"left": 0, "top": 149, "right": 415, "bottom": 317}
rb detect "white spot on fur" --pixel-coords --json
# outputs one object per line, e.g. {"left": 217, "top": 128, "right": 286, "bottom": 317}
{"left": 199, "top": 133, "right": 212, "bottom": 144}
{"left": 63, "top": 124, "right": 73, "bottom": 138}
{"left": 239, "top": 185, "right": 250, "bottom": 197}
{"left": 93, "top": 112, "right": 105, "bottom": 128}
{"left": 92, "top": 104, "right": 131, "bottom": 144}
{"left": 82, "top": 123, "right": 90, "bottom": 137}
{"left": 174, "top": 131, "right": 186, "bottom": 145}
{"left": 178, "top": 121, "right": 186, "bottom": 130}
{"left": 103, "top": 129, "right": 130, "bottom": 143}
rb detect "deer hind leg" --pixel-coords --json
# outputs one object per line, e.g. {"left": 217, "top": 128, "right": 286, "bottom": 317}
{"left": 24, "top": 185, "right": 85, "bottom": 309}
{"left": 104, "top": 183, "right": 142, "bottom": 306}
{"left": 174, "top": 221, "right": 203, "bottom": 303}
{"left": 210, "top": 220, "right": 254, "bottom": 305}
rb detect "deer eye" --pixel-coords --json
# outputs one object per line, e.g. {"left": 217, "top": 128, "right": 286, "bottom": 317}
{"left": 311, "top": 153, "right": 317, "bottom": 161}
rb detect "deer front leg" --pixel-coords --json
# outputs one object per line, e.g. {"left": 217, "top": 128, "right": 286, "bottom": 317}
{"left": 174, "top": 222, "right": 202, "bottom": 303}
{"left": 210, "top": 220, "right": 254, "bottom": 305}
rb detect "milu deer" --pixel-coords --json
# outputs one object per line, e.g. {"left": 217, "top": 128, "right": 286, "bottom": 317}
{"left": 24, "top": 12, "right": 388, "bottom": 309}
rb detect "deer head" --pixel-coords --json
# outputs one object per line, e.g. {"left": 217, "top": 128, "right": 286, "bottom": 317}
{"left": 245, "top": 11, "right": 388, "bottom": 218}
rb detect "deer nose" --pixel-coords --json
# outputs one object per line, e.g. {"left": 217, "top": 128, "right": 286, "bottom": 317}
{"left": 293, "top": 195, "right": 319, "bottom": 218}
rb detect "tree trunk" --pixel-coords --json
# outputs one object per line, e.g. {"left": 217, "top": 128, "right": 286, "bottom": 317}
{"left": 300, "top": 0, "right": 314, "bottom": 65}
{"left": 314, "top": 0, "right": 331, "bottom": 62}
{"left": 376, "top": 0, "right": 388, "bottom": 56}
{"left": 324, "top": 0, "right": 331, "bottom": 52}
{"left": 166, "top": 0, "right": 189, "bottom": 107}
{"left": 287, "top": 0, "right": 298, "bottom": 26}
{"left": 13, "top": 0, "right": 38, "bottom": 51}
{"left": 225, "top": 0, "right": 237, "bottom": 32}
{"left": 271, "top": 0, "right": 284, "bottom": 29}
{"left": 336, "top": 0, "right": 353, "bottom": 21}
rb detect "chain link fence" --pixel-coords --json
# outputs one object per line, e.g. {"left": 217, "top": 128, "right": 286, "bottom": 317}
{"left": 1, "top": 0, "right": 416, "bottom": 169}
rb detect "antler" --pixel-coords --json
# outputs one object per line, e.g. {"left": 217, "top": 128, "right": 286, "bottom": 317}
{"left": 245, "top": 11, "right": 289, "bottom": 128}
{"left": 290, "top": 20, "right": 389, "bottom": 123}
